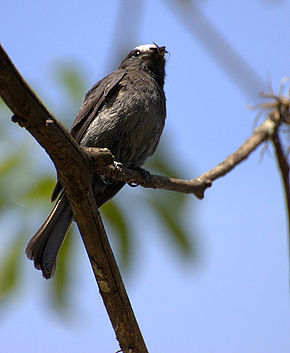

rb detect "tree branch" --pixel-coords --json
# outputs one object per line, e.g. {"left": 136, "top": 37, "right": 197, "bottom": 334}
{"left": 85, "top": 117, "right": 279, "bottom": 200}
{"left": 272, "top": 130, "right": 290, "bottom": 233}
{"left": 0, "top": 45, "right": 148, "bottom": 353}
{"left": 86, "top": 93, "right": 289, "bottom": 200}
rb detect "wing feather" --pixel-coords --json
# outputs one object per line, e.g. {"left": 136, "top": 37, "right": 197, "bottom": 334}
{"left": 50, "top": 70, "right": 126, "bottom": 202}
{"left": 71, "top": 70, "right": 126, "bottom": 142}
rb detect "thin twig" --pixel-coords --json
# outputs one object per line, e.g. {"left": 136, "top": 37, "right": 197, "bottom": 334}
{"left": 272, "top": 130, "right": 290, "bottom": 233}
{"left": 163, "top": 0, "right": 265, "bottom": 99}
{"left": 83, "top": 117, "right": 278, "bottom": 200}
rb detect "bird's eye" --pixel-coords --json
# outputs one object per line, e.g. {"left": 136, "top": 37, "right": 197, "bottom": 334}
{"left": 133, "top": 50, "right": 141, "bottom": 57}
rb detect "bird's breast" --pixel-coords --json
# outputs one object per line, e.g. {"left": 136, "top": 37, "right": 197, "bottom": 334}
{"left": 81, "top": 74, "right": 166, "bottom": 167}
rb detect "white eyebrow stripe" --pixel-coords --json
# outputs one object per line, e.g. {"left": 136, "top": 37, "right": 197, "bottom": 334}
{"left": 134, "top": 44, "right": 156, "bottom": 52}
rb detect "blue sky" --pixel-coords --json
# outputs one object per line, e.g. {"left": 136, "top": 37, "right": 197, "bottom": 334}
{"left": 1, "top": 1, "right": 289, "bottom": 352}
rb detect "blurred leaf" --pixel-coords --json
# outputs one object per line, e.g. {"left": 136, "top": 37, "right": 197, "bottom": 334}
{"left": 145, "top": 147, "right": 196, "bottom": 257}
{"left": 54, "top": 64, "right": 85, "bottom": 102}
{"left": 149, "top": 196, "right": 193, "bottom": 256}
{"left": 0, "top": 152, "right": 25, "bottom": 212}
{"left": 0, "top": 152, "right": 23, "bottom": 179}
{"left": 146, "top": 150, "right": 180, "bottom": 178}
{"left": 159, "top": 188, "right": 188, "bottom": 214}
{"left": 0, "top": 234, "right": 26, "bottom": 303}
{"left": 147, "top": 150, "right": 191, "bottom": 220}
{"left": 21, "top": 177, "right": 56, "bottom": 203}
{"left": 101, "top": 200, "right": 131, "bottom": 267}
{"left": 50, "top": 229, "right": 73, "bottom": 310}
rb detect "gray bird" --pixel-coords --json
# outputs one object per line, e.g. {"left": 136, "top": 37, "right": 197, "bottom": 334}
{"left": 26, "top": 43, "right": 167, "bottom": 278}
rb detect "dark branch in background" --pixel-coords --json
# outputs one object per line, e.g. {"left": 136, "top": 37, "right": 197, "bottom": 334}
{"left": 253, "top": 90, "right": 290, "bottom": 233}
{"left": 272, "top": 130, "right": 290, "bottom": 229}
{"left": 163, "top": 0, "right": 265, "bottom": 100}
{"left": 264, "top": 88, "right": 290, "bottom": 240}
{"left": 0, "top": 41, "right": 289, "bottom": 350}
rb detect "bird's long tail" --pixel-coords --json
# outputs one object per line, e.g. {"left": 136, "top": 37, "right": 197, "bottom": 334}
{"left": 25, "top": 193, "right": 73, "bottom": 279}
{"left": 26, "top": 178, "right": 125, "bottom": 278}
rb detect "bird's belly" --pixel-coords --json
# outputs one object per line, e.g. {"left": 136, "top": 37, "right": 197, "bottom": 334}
{"left": 80, "top": 103, "right": 164, "bottom": 167}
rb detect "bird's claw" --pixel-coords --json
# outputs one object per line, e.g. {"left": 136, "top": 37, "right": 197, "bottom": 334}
{"left": 133, "top": 166, "right": 151, "bottom": 181}
{"left": 114, "top": 161, "right": 124, "bottom": 171}
{"left": 101, "top": 161, "right": 124, "bottom": 184}
{"left": 128, "top": 166, "right": 151, "bottom": 187}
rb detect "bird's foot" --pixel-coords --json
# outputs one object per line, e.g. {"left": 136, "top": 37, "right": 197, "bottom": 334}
{"left": 113, "top": 161, "right": 124, "bottom": 171}
{"left": 101, "top": 161, "right": 124, "bottom": 184}
{"left": 128, "top": 166, "right": 151, "bottom": 187}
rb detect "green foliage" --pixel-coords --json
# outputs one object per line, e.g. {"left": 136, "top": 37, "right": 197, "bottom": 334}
{"left": 54, "top": 63, "right": 86, "bottom": 103}
{"left": 21, "top": 177, "right": 56, "bottom": 203}
{"left": 0, "top": 234, "right": 26, "bottom": 303}
{"left": 0, "top": 152, "right": 24, "bottom": 210}
{"left": 146, "top": 151, "right": 194, "bottom": 257}
{"left": 0, "top": 153, "right": 23, "bottom": 177}
{"left": 101, "top": 200, "right": 131, "bottom": 268}
{"left": 149, "top": 194, "right": 192, "bottom": 256}
{"left": 51, "top": 230, "right": 74, "bottom": 310}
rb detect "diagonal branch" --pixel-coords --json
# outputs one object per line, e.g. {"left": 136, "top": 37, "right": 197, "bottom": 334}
{"left": 0, "top": 45, "right": 148, "bottom": 353}
{"left": 163, "top": 0, "right": 265, "bottom": 99}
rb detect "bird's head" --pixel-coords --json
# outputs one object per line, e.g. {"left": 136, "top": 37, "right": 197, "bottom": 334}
{"left": 119, "top": 43, "right": 167, "bottom": 86}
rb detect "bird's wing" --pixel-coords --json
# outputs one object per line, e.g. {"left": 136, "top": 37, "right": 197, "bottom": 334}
{"left": 51, "top": 70, "right": 126, "bottom": 202}
{"left": 71, "top": 70, "right": 126, "bottom": 142}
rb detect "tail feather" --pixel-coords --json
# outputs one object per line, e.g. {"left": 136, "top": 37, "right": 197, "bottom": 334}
{"left": 26, "top": 193, "right": 73, "bottom": 279}
{"left": 26, "top": 179, "right": 125, "bottom": 279}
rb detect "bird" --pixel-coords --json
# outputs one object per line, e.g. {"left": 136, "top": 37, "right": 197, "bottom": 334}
{"left": 26, "top": 43, "right": 167, "bottom": 279}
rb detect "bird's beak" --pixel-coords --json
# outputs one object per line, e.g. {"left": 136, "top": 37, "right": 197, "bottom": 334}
{"left": 151, "top": 43, "right": 168, "bottom": 56}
